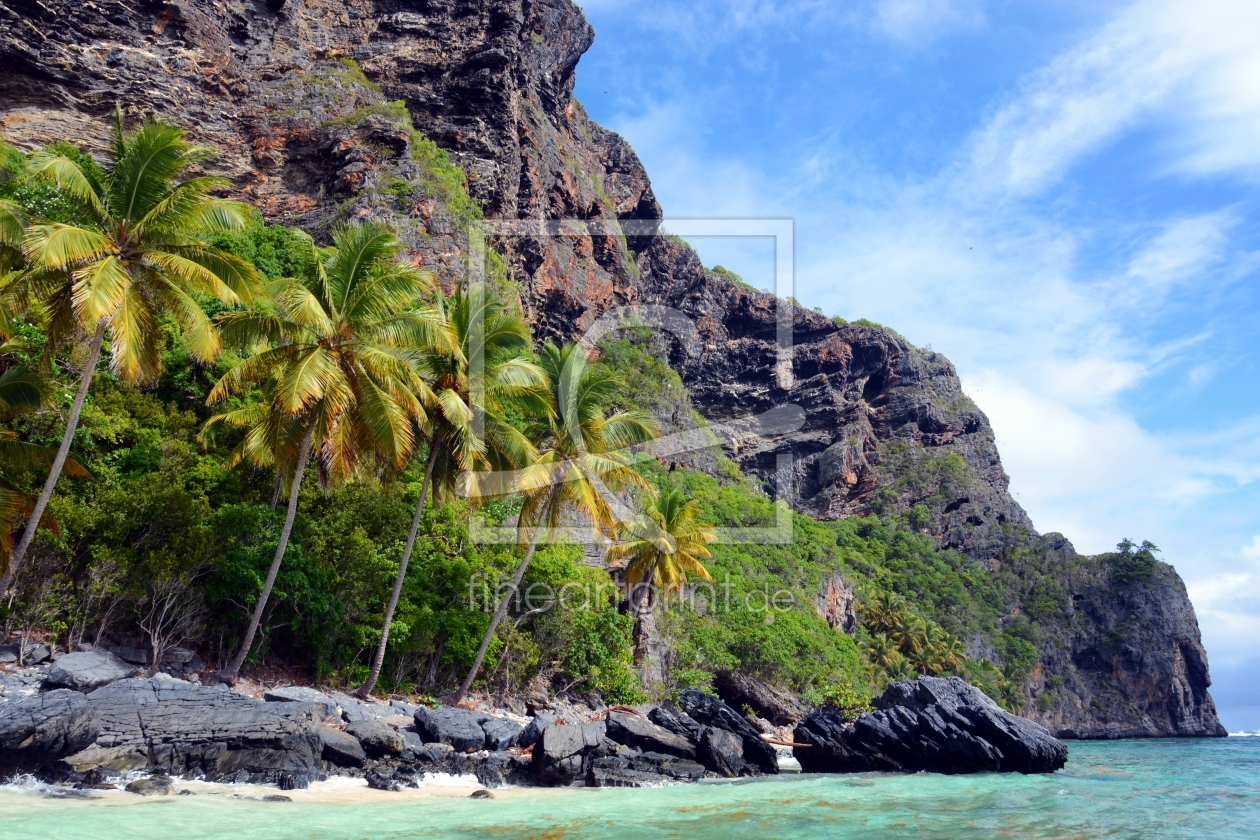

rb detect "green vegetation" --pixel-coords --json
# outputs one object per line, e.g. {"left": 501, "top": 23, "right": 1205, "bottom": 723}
{"left": 1109, "top": 538, "right": 1160, "bottom": 583}
{"left": 0, "top": 115, "right": 1107, "bottom": 717}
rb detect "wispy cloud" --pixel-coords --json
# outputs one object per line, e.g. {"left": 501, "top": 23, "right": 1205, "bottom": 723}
{"left": 583, "top": 0, "right": 1260, "bottom": 717}
{"left": 964, "top": 0, "right": 1260, "bottom": 195}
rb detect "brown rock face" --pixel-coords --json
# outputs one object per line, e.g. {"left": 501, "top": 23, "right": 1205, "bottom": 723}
{"left": 0, "top": 0, "right": 1223, "bottom": 738}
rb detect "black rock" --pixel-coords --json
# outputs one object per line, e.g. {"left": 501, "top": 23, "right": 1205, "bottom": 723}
{"left": 0, "top": 688, "right": 100, "bottom": 777}
{"left": 480, "top": 717, "right": 523, "bottom": 751}
{"left": 793, "top": 676, "right": 1069, "bottom": 775}
{"left": 677, "top": 689, "right": 778, "bottom": 774}
{"left": 344, "top": 720, "right": 404, "bottom": 758}
{"left": 713, "top": 670, "right": 805, "bottom": 726}
{"left": 475, "top": 751, "right": 532, "bottom": 788}
{"left": 413, "top": 707, "right": 489, "bottom": 751}
{"left": 44, "top": 650, "right": 139, "bottom": 693}
{"left": 263, "top": 687, "right": 338, "bottom": 719}
{"left": 411, "top": 743, "right": 454, "bottom": 763}
{"left": 364, "top": 766, "right": 406, "bottom": 791}
{"left": 318, "top": 725, "right": 366, "bottom": 767}
{"left": 517, "top": 712, "right": 556, "bottom": 749}
{"left": 604, "top": 711, "right": 696, "bottom": 759}
{"left": 125, "top": 776, "right": 173, "bottom": 796}
{"left": 532, "top": 721, "right": 605, "bottom": 786}
{"left": 585, "top": 749, "right": 707, "bottom": 787}
{"left": 697, "top": 726, "right": 749, "bottom": 778}
{"left": 84, "top": 676, "right": 323, "bottom": 785}
{"left": 648, "top": 706, "right": 705, "bottom": 742}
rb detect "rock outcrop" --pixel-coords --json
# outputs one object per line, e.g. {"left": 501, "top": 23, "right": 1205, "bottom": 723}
{"left": 713, "top": 670, "right": 805, "bottom": 726}
{"left": 0, "top": 0, "right": 1224, "bottom": 739}
{"left": 794, "top": 676, "right": 1068, "bottom": 775}
{"left": 74, "top": 676, "right": 323, "bottom": 787}
{"left": 677, "top": 689, "right": 778, "bottom": 774}
{"left": 0, "top": 689, "right": 99, "bottom": 776}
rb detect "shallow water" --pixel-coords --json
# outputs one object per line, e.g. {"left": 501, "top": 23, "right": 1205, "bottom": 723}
{"left": 3, "top": 739, "right": 1258, "bottom": 839}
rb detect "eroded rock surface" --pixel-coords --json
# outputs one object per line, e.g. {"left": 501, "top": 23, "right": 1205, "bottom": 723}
{"left": 794, "top": 676, "right": 1068, "bottom": 775}
{"left": 0, "top": 689, "right": 99, "bottom": 776}
{"left": 78, "top": 677, "right": 322, "bottom": 786}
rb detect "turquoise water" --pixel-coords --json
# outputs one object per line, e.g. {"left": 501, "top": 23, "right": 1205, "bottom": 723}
{"left": 3, "top": 739, "right": 1258, "bottom": 839}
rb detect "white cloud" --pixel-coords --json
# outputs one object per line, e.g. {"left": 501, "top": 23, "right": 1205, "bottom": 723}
{"left": 1119, "top": 210, "right": 1236, "bottom": 305}
{"left": 965, "top": 0, "right": 1260, "bottom": 196}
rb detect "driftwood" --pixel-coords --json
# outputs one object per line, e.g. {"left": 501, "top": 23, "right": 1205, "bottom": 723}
{"left": 761, "top": 735, "right": 811, "bottom": 748}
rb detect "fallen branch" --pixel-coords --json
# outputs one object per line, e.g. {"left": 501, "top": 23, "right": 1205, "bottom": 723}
{"left": 761, "top": 735, "right": 811, "bottom": 748}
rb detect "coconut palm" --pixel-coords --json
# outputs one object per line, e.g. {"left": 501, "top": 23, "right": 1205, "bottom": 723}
{"left": 0, "top": 110, "right": 258, "bottom": 595}
{"left": 207, "top": 221, "right": 452, "bottom": 684}
{"left": 451, "top": 341, "right": 657, "bottom": 704}
{"left": 862, "top": 590, "right": 908, "bottom": 633}
{"left": 0, "top": 357, "right": 92, "bottom": 574}
{"left": 860, "top": 632, "right": 902, "bottom": 670}
{"left": 353, "top": 286, "right": 546, "bottom": 699}
{"left": 608, "top": 486, "right": 715, "bottom": 670}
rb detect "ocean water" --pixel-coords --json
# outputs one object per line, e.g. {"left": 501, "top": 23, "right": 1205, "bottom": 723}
{"left": 3, "top": 738, "right": 1258, "bottom": 839}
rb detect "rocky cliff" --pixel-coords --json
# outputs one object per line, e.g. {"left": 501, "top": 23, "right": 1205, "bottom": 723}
{"left": 0, "top": 0, "right": 1223, "bottom": 737}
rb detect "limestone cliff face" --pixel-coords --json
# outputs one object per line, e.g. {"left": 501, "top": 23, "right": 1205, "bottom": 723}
{"left": 0, "top": 0, "right": 1223, "bottom": 737}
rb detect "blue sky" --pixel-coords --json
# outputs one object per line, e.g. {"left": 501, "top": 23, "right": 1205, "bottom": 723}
{"left": 572, "top": 0, "right": 1260, "bottom": 729}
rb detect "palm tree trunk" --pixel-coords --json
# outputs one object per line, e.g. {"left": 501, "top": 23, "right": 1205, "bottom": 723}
{"left": 220, "top": 419, "right": 315, "bottom": 684}
{"left": 631, "top": 560, "right": 658, "bottom": 668}
{"left": 451, "top": 483, "right": 558, "bottom": 705}
{"left": 355, "top": 445, "right": 438, "bottom": 699}
{"left": 0, "top": 320, "right": 107, "bottom": 598}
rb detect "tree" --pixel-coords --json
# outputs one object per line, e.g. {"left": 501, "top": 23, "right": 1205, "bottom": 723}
{"left": 451, "top": 341, "right": 656, "bottom": 704}
{"left": 355, "top": 286, "right": 544, "bottom": 698}
{"left": 608, "top": 486, "right": 715, "bottom": 672}
{"left": 207, "top": 221, "right": 451, "bottom": 684}
{"left": 0, "top": 111, "right": 259, "bottom": 595}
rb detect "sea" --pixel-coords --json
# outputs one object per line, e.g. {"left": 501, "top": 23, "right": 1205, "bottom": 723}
{"left": 2, "top": 737, "right": 1258, "bottom": 839}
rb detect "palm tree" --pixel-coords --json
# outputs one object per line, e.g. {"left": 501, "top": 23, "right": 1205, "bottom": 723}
{"left": 0, "top": 110, "right": 258, "bottom": 595}
{"left": 451, "top": 341, "right": 656, "bottom": 704}
{"left": 860, "top": 632, "right": 902, "bottom": 670}
{"left": 861, "top": 590, "right": 907, "bottom": 633}
{"left": 207, "top": 221, "right": 451, "bottom": 684}
{"left": 608, "top": 486, "right": 715, "bottom": 671}
{"left": 0, "top": 350, "right": 92, "bottom": 574}
{"left": 353, "top": 286, "right": 545, "bottom": 699}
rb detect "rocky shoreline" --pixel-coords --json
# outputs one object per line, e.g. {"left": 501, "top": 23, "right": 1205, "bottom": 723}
{"left": 2, "top": 651, "right": 1067, "bottom": 796}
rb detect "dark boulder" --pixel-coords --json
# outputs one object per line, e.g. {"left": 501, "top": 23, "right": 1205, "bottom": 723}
{"left": 518, "top": 712, "right": 556, "bottom": 749}
{"left": 648, "top": 706, "right": 705, "bottom": 742}
{"left": 413, "top": 707, "right": 489, "bottom": 752}
{"left": 793, "top": 676, "right": 1069, "bottom": 775}
{"left": 82, "top": 676, "right": 323, "bottom": 786}
{"left": 480, "top": 717, "right": 524, "bottom": 750}
{"left": 344, "top": 720, "right": 404, "bottom": 758}
{"left": 264, "top": 687, "right": 338, "bottom": 719}
{"left": 317, "top": 725, "right": 366, "bottom": 767}
{"left": 125, "top": 776, "right": 173, "bottom": 795}
{"left": 0, "top": 689, "right": 100, "bottom": 776}
{"left": 532, "top": 720, "right": 605, "bottom": 785}
{"left": 604, "top": 711, "right": 696, "bottom": 759}
{"left": 713, "top": 670, "right": 805, "bottom": 726}
{"left": 365, "top": 766, "right": 414, "bottom": 791}
{"left": 44, "top": 650, "right": 139, "bottom": 693}
{"left": 586, "top": 749, "right": 707, "bottom": 787}
{"left": 697, "top": 727, "right": 749, "bottom": 777}
{"left": 475, "top": 751, "right": 533, "bottom": 788}
{"left": 677, "top": 689, "right": 778, "bottom": 774}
